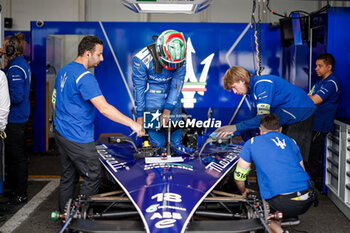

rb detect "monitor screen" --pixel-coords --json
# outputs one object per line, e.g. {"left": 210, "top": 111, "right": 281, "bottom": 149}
{"left": 280, "top": 17, "right": 294, "bottom": 47}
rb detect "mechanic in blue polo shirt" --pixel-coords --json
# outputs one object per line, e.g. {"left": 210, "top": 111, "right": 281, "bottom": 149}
{"left": 234, "top": 114, "right": 315, "bottom": 233}
{"left": 216, "top": 66, "right": 316, "bottom": 162}
{"left": 52, "top": 36, "right": 144, "bottom": 212}
{"left": 307, "top": 53, "right": 341, "bottom": 191}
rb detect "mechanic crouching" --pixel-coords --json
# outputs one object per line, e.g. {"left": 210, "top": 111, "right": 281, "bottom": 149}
{"left": 234, "top": 114, "right": 316, "bottom": 233}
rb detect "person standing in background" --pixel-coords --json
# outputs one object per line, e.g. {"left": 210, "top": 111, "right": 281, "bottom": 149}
{"left": 307, "top": 53, "right": 341, "bottom": 191}
{"left": 2, "top": 33, "right": 31, "bottom": 204}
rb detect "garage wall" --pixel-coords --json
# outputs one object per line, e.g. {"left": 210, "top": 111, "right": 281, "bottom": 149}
{"left": 0, "top": 0, "right": 345, "bottom": 31}
{"left": 0, "top": 0, "right": 80, "bottom": 29}
{"left": 31, "top": 21, "right": 283, "bottom": 151}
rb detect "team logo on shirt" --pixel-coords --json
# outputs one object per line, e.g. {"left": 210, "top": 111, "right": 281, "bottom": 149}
{"left": 60, "top": 72, "right": 68, "bottom": 91}
{"left": 271, "top": 137, "right": 286, "bottom": 149}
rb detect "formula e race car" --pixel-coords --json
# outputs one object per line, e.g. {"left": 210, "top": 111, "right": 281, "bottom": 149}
{"left": 53, "top": 134, "right": 279, "bottom": 233}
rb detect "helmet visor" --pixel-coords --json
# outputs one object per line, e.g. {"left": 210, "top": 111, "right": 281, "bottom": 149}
{"left": 159, "top": 57, "right": 185, "bottom": 70}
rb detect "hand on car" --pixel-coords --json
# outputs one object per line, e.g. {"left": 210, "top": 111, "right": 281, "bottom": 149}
{"left": 242, "top": 188, "right": 255, "bottom": 198}
{"left": 215, "top": 125, "right": 237, "bottom": 138}
{"left": 161, "top": 109, "right": 171, "bottom": 128}
{"left": 131, "top": 121, "right": 145, "bottom": 137}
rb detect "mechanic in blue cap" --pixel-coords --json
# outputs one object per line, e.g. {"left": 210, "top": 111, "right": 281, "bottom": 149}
{"left": 132, "top": 30, "right": 193, "bottom": 154}
{"left": 307, "top": 53, "right": 341, "bottom": 191}
{"left": 216, "top": 66, "right": 316, "bottom": 162}
{"left": 234, "top": 114, "right": 315, "bottom": 233}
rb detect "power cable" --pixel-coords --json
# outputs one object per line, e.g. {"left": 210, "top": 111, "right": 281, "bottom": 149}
{"left": 266, "top": 0, "right": 330, "bottom": 19}
{"left": 255, "top": 21, "right": 262, "bottom": 76}
{"left": 250, "top": 1, "right": 257, "bottom": 73}
{"left": 251, "top": 0, "right": 262, "bottom": 76}
{"left": 266, "top": 0, "right": 286, "bottom": 18}
{"left": 252, "top": 0, "right": 262, "bottom": 76}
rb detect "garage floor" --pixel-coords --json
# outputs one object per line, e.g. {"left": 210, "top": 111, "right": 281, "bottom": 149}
{"left": 0, "top": 151, "right": 349, "bottom": 233}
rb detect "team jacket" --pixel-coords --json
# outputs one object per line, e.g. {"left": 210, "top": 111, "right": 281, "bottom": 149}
{"left": 6, "top": 56, "right": 31, "bottom": 123}
{"left": 132, "top": 46, "right": 186, "bottom": 118}
{"left": 236, "top": 75, "right": 316, "bottom": 132}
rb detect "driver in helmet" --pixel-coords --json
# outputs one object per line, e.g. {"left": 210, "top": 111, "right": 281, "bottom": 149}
{"left": 132, "top": 29, "right": 193, "bottom": 154}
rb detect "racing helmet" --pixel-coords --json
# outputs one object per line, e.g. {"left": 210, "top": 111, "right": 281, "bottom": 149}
{"left": 156, "top": 30, "right": 187, "bottom": 71}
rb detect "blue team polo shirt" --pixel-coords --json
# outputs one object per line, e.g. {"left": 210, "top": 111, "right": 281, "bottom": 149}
{"left": 236, "top": 75, "right": 316, "bottom": 132}
{"left": 310, "top": 73, "right": 341, "bottom": 133}
{"left": 54, "top": 62, "right": 102, "bottom": 143}
{"left": 239, "top": 131, "right": 310, "bottom": 199}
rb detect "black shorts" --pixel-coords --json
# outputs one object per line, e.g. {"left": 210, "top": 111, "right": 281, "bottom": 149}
{"left": 267, "top": 189, "right": 314, "bottom": 219}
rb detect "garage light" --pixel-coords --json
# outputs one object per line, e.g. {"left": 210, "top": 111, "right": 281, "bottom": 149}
{"left": 138, "top": 4, "right": 194, "bottom": 13}
{"left": 122, "top": 0, "right": 211, "bottom": 14}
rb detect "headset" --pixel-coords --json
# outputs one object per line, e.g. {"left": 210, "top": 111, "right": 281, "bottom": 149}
{"left": 6, "top": 36, "right": 16, "bottom": 57}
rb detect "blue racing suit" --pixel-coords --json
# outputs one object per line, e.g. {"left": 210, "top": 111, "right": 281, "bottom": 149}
{"left": 132, "top": 46, "right": 186, "bottom": 150}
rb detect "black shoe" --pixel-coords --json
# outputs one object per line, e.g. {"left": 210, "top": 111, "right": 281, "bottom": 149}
{"left": 281, "top": 217, "right": 300, "bottom": 226}
{"left": 2, "top": 191, "right": 15, "bottom": 198}
{"left": 0, "top": 203, "right": 16, "bottom": 214}
{"left": 0, "top": 214, "right": 6, "bottom": 222}
{"left": 7, "top": 195, "right": 28, "bottom": 205}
